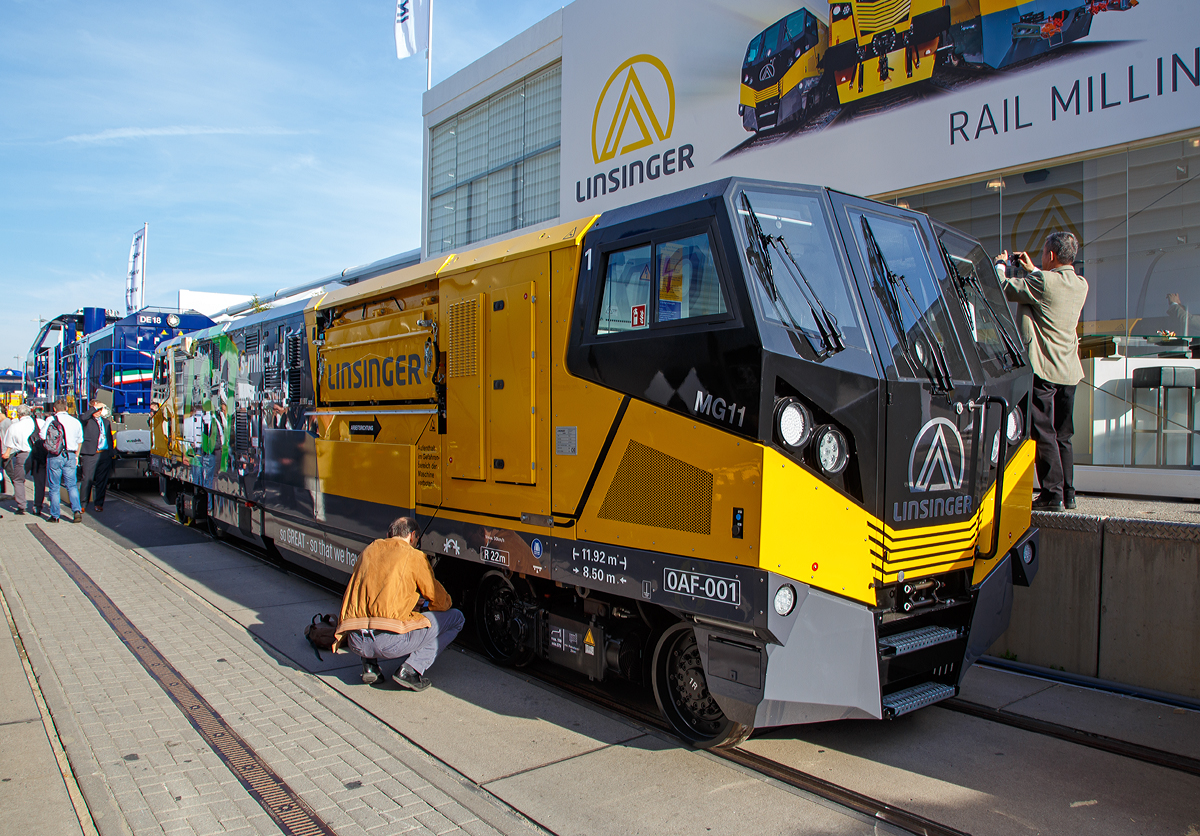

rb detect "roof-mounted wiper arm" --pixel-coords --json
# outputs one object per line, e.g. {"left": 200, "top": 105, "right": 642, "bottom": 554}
{"left": 740, "top": 194, "right": 837, "bottom": 357}
{"left": 860, "top": 216, "right": 953, "bottom": 394}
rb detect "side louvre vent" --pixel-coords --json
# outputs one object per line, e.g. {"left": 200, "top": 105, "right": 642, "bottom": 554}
{"left": 598, "top": 441, "right": 713, "bottom": 534}
{"left": 448, "top": 298, "right": 479, "bottom": 378}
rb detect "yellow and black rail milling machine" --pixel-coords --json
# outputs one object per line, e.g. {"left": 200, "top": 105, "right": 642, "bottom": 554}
{"left": 151, "top": 178, "right": 1039, "bottom": 748}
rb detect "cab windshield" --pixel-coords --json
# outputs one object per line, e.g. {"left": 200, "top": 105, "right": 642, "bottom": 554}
{"left": 735, "top": 188, "right": 868, "bottom": 355}
{"left": 936, "top": 226, "right": 1023, "bottom": 375}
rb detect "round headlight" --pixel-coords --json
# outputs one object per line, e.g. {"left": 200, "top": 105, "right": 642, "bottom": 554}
{"left": 774, "top": 584, "right": 797, "bottom": 616}
{"left": 775, "top": 398, "right": 813, "bottom": 450}
{"left": 1006, "top": 407, "right": 1023, "bottom": 444}
{"left": 814, "top": 426, "right": 849, "bottom": 475}
{"left": 990, "top": 430, "right": 1001, "bottom": 465}
{"left": 1021, "top": 542, "right": 1034, "bottom": 565}
{"left": 167, "top": 313, "right": 180, "bottom": 327}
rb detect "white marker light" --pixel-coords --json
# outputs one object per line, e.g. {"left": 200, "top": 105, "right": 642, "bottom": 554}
{"left": 774, "top": 584, "right": 797, "bottom": 616}
{"left": 776, "top": 398, "right": 813, "bottom": 449}
{"left": 1021, "top": 542, "right": 1034, "bottom": 565}
{"left": 1006, "top": 407, "right": 1023, "bottom": 444}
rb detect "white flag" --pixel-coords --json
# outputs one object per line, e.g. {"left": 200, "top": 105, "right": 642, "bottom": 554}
{"left": 126, "top": 225, "right": 147, "bottom": 315}
{"left": 395, "top": 0, "right": 428, "bottom": 60}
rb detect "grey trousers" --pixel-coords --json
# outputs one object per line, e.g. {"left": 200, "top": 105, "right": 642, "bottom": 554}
{"left": 345, "top": 609, "right": 465, "bottom": 674}
{"left": 3, "top": 452, "right": 26, "bottom": 508}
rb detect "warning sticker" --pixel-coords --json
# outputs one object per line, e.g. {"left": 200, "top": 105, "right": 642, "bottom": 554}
{"left": 584, "top": 628, "right": 596, "bottom": 656}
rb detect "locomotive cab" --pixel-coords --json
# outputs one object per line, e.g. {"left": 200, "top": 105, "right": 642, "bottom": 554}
{"left": 739, "top": 7, "right": 829, "bottom": 133}
{"left": 564, "top": 178, "right": 1036, "bottom": 744}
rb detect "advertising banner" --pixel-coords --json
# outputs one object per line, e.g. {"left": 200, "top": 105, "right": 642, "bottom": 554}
{"left": 560, "top": 0, "right": 1199, "bottom": 212}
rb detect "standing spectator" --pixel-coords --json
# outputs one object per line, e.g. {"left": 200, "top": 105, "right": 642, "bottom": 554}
{"left": 80, "top": 402, "right": 116, "bottom": 511}
{"left": 0, "top": 408, "right": 11, "bottom": 498}
{"left": 2, "top": 405, "right": 35, "bottom": 515}
{"left": 25, "top": 409, "right": 48, "bottom": 517}
{"left": 42, "top": 400, "right": 84, "bottom": 523}
{"left": 1165, "top": 292, "right": 1200, "bottom": 337}
{"left": 996, "top": 233, "right": 1089, "bottom": 512}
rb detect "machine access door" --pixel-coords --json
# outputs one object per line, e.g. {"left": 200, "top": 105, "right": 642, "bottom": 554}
{"left": 831, "top": 195, "right": 985, "bottom": 577}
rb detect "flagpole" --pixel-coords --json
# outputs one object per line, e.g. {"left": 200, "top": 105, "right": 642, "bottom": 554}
{"left": 426, "top": 0, "right": 433, "bottom": 90}
{"left": 141, "top": 222, "right": 148, "bottom": 311}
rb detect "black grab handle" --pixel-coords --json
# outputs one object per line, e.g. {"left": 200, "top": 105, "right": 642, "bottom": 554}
{"left": 978, "top": 395, "right": 1010, "bottom": 561}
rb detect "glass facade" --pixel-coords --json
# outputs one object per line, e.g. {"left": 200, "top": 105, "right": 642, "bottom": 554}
{"left": 428, "top": 65, "right": 562, "bottom": 256}
{"left": 899, "top": 135, "right": 1200, "bottom": 470}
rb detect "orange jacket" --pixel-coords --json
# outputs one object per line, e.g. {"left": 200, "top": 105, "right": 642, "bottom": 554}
{"left": 333, "top": 537, "right": 452, "bottom": 650}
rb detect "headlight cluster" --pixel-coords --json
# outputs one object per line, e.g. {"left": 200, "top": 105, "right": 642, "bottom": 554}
{"left": 774, "top": 397, "right": 850, "bottom": 476}
{"left": 831, "top": 3, "right": 854, "bottom": 21}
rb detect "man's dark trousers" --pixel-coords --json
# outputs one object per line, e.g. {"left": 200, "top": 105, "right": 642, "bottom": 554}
{"left": 1031, "top": 375, "right": 1077, "bottom": 503}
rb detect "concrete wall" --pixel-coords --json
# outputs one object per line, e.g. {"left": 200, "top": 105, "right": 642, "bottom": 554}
{"left": 992, "top": 512, "right": 1200, "bottom": 699}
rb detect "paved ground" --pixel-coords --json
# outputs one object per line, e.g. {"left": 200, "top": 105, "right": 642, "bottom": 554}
{"left": 0, "top": 492, "right": 1197, "bottom": 836}
{"left": 1070, "top": 493, "right": 1200, "bottom": 523}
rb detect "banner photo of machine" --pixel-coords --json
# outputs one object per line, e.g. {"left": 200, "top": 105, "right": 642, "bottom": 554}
{"left": 560, "top": 0, "right": 1196, "bottom": 212}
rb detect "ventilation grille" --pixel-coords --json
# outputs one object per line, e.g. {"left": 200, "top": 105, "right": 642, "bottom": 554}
{"left": 244, "top": 332, "right": 260, "bottom": 354}
{"left": 855, "top": 0, "right": 912, "bottom": 35}
{"left": 286, "top": 333, "right": 303, "bottom": 367}
{"left": 597, "top": 441, "right": 713, "bottom": 534}
{"left": 234, "top": 411, "right": 250, "bottom": 452}
{"left": 448, "top": 298, "right": 479, "bottom": 378}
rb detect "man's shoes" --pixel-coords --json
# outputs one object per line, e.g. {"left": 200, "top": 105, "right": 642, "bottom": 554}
{"left": 1064, "top": 493, "right": 1077, "bottom": 510}
{"left": 1032, "top": 495, "right": 1064, "bottom": 512}
{"left": 47, "top": 516, "right": 59, "bottom": 523}
{"left": 14, "top": 508, "right": 24, "bottom": 515}
{"left": 72, "top": 511, "right": 83, "bottom": 523}
{"left": 361, "top": 659, "right": 382, "bottom": 685}
{"left": 393, "top": 663, "right": 431, "bottom": 691}
{"left": 94, "top": 504, "right": 103, "bottom": 512}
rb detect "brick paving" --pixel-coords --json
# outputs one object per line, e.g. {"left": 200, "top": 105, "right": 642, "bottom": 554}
{"left": 0, "top": 516, "right": 539, "bottom": 836}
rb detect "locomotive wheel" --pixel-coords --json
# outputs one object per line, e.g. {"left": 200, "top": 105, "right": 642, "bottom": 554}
{"left": 474, "top": 572, "right": 535, "bottom": 667}
{"left": 651, "top": 622, "right": 752, "bottom": 749}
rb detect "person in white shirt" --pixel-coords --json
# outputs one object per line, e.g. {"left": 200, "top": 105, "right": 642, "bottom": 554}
{"left": 42, "top": 400, "right": 84, "bottom": 523}
{"left": 2, "top": 405, "right": 35, "bottom": 516}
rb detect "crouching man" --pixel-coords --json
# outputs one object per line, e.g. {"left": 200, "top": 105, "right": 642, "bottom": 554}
{"left": 333, "top": 516, "right": 465, "bottom": 691}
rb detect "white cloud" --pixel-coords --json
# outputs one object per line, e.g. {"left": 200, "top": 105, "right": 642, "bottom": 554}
{"left": 60, "top": 125, "right": 311, "bottom": 144}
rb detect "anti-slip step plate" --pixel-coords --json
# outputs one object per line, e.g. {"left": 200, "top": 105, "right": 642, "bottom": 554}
{"left": 882, "top": 682, "right": 956, "bottom": 718}
{"left": 878, "top": 625, "right": 962, "bottom": 657}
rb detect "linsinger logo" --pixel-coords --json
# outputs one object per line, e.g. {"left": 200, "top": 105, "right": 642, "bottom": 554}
{"left": 577, "top": 54, "right": 693, "bottom": 205}
{"left": 592, "top": 55, "right": 675, "bottom": 165}
{"left": 907, "top": 418, "right": 965, "bottom": 493}
{"left": 1009, "top": 187, "right": 1083, "bottom": 256}
{"left": 760, "top": 64, "right": 775, "bottom": 81}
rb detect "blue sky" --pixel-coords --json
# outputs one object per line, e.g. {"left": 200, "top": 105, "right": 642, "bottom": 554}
{"left": 0, "top": 0, "right": 563, "bottom": 370}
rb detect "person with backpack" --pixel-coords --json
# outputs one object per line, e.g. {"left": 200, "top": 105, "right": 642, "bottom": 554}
{"left": 25, "top": 409, "right": 49, "bottom": 516}
{"left": 41, "top": 400, "right": 84, "bottom": 523}
{"left": 2, "top": 404, "right": 36, "bottom": 515}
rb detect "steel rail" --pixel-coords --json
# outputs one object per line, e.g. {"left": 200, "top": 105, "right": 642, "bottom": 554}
{"left": 939, "top": 698, "right": 1200, "bottom": 778}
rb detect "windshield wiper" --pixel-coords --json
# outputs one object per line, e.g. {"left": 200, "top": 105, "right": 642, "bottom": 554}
{"left": 767, "top": 236, "right": 846, "bottom": 354}
{"left": 860, "top": 216, "right": 954, "bottom": 394}
{"left": 937, "top": 237, "right": 1025, "bottom": 370}
{"left": 740, "top": 193, "right": 844, "bottom": 357}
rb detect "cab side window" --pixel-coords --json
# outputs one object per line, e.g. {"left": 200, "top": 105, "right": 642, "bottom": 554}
{"left": 599, "top": 245, "right": 652, "bottom": 333}
{"left": 597, "top": 233, "right": 727, "bottom": 335}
